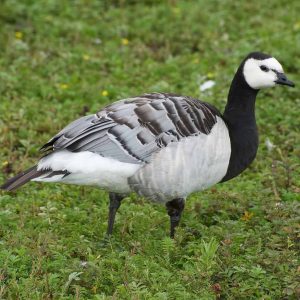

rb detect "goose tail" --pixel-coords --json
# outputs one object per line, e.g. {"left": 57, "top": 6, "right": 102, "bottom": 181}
{"left": 0, "top": 166, "right": 47, "bottom": 191}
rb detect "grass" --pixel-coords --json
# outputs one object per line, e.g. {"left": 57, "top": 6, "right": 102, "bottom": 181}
{"left": 0, "top": 0, "right": 299, "bottom": 299}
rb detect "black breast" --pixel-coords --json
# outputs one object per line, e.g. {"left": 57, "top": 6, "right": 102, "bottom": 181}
{"left": 221, "top": 119, "right": 259, "bottom": 182}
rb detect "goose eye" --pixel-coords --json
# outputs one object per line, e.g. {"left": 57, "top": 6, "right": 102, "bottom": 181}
{"left": 260, "top": 65, "right": 269, "bottom": 72}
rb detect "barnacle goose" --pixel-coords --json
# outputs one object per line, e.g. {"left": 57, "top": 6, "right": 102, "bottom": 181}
{"left": 1, "top": 52, "right": 295, "bottom": 238}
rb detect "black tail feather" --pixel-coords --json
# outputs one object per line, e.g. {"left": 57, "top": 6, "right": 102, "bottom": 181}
{"left": 0, "top": 166, "right": 47, "bottom": 191}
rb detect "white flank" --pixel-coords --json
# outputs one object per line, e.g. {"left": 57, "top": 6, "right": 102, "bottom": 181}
{"left": 129, "top": 116, "right": 231, "bottom": 202}
{"left": 33, "top": 117, "right": 231, "bottom": 201}
{"left": 34, "top": 151, "right": 142, "bottom": 193}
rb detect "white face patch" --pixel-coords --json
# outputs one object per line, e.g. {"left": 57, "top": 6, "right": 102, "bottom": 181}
{"left": 243, "top": 57, "right": 284, "bottom": 89}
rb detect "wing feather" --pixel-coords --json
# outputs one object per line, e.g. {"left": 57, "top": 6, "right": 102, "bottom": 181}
{"left": 40, "top": 93, "right": 222, "bottom": 164}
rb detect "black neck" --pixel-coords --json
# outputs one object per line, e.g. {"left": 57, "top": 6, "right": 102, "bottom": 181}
{"left": 221, "top": 66, "right": 259, "bottom": 182}
{"left": 225, "top": 73, "right": 258, "bottom": 119}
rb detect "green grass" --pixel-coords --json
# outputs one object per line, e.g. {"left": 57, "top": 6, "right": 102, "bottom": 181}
{"left": 0, "top": 0, "right": 299, "bottom": 299}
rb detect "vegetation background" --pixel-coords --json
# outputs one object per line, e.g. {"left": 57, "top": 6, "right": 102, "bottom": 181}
{"left": 0, "top": 0, "right": 299, "bottom": 299}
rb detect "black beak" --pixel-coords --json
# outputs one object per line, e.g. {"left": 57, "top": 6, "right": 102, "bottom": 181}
{"left": 275, "top": 72, "right": 295, "bottom": 87}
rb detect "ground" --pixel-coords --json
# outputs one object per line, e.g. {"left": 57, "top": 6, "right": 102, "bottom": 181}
{"left": 0, "top": 0, "right": 299, "bottom": 299}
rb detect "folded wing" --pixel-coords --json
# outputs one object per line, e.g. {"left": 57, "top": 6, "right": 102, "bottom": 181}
{"left": 41, "top": 93, "right": 221, "bottom": 164}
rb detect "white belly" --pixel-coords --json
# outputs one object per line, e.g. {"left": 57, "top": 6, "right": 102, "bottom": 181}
{"left": 129, "top": 117, "right": 231, "bottom": 202}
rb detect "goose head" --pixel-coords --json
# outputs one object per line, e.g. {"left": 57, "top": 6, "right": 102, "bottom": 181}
{"left": 243, "top": 52, "right": 295, "bottom": 89}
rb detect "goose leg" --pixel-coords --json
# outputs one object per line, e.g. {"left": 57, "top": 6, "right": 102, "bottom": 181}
{"left": 107, "top": 192, "right": 124, "bottom": 236}
{"left": 166, "top": 198, "right": 185, "bottom": 238}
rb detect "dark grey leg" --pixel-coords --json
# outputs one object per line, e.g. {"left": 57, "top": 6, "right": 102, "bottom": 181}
{"left": 107, "top": 192, "right": 124, "bottom": 236}
{"left": 166, "top": 198, "right": 185, "bottom": 238}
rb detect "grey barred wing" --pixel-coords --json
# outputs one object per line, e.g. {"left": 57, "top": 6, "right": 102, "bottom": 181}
{"left": 40, "top": 93, "right": 221, "bottom": 164}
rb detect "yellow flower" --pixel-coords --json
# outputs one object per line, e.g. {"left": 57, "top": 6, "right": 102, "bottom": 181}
{"left": 172, "top": 7, "right": 181, "bottom": 15}
{"left": 101, "top": 90, "right": 108, "bottom": 96}
{"left": 45, "top": 15, "right": 53, "bottom": 21}
{"left": 2, "top": 161, "right": 8, "bottom": 167}
{"left": 83, "top": 54, "right": 90, "bottom": 61}
{"left": 293, "top": 21, "right": 300, "bottom": 31}
{"left": 241, "top": 211, "right": 254, "bottom": 221}
{"left": 15, "top": 31, "right": 23, "bottom": 39}
{"left": 59, "top": 83, "right": 69, "bottom": 90}
{"left": 206, "top": 72, "right": 215, "bottom": 79}
{"left": 121, "top": 38, "right": 129, "bottom": 46}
